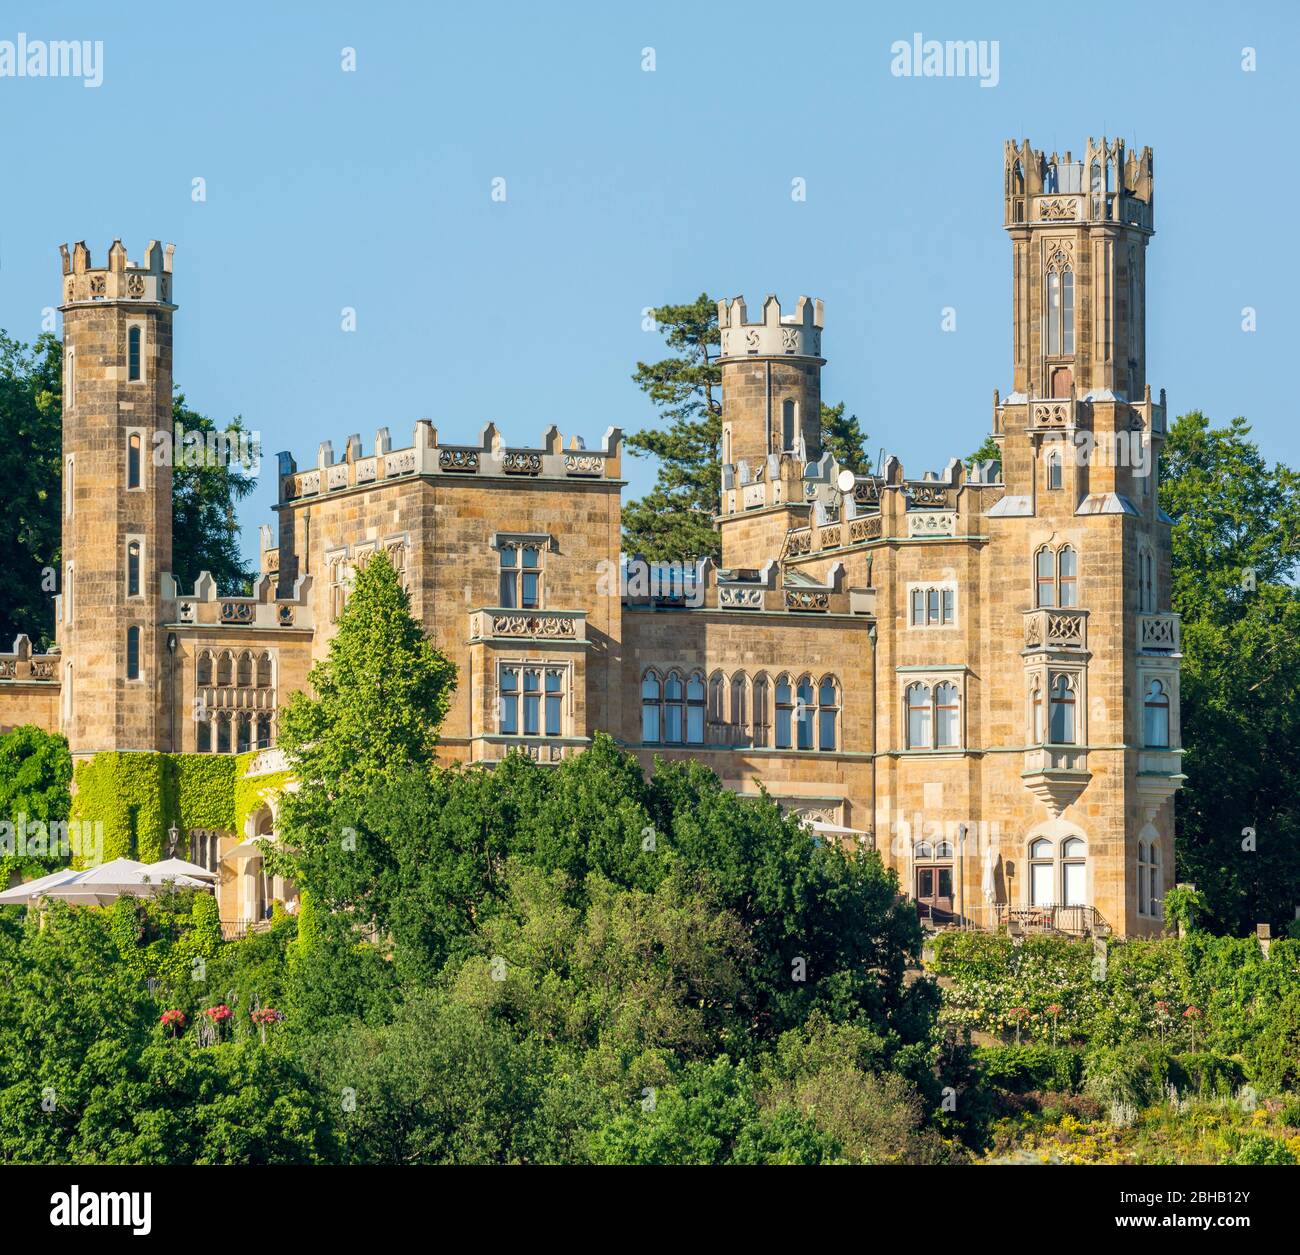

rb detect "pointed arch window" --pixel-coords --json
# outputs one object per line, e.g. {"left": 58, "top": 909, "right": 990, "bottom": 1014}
{"left": 753, "top": 673, "right": 770, "bottom": 747}
{"left": 216, "top": 651, "right": 233, "bottom": 687}
{"left": 796, "top": 676, "right": 814, "bottom": 750}
{"left": 1058, "top": 545, "right": 1077, "bottom": 606}
{"left": 1046, "top": 448, "right": 1063, "bottom": 491}
{"left": 906, "top": 683, "right": 932, "bottom": 750}
{"left": 256, "top": 652, "right": 273, "bottom": 688}
{"left": 935, "top": 682, "right": 961, "bottom": 749}
{"left": 127, "top": 433, "right": 142, "bottom": 489}
{"left": 128, "top": 325, "right": 142, "bottom": 381}
{"left": 1143, "top": 679, "right": 1170, "bottom": 748}
{"left": 818, "top": 677, "right": 838, "bottom": 751}
{"left": 196, "top": 651, "right": 213, "bottom": 687}
{"left": 707, "top": 672, "right": 726, "bottom": 741}
{"left": 1035, "top": 546, "right": 1056, "bottom": 607}
{"left": 684, "top": 673, "right": 706, "bottom": 745}
{"left": 126, "top": 540, "right": 142, "bottom": 597}
{"left": 1036, "top": 544, "right": 1079, "bottom": 608}
{"left": 641, "top": 671, "right": 661, "bottom": 743}
{"left": 730, "top": 673, "right": 748, "bottom": 745}
{"left": 781, "top": 399, "right": 796, "bottom": 451}
{"left": 775, "top": 675, "right": 794, "bottom": 749}
{"left": 1049, "top": 673, "right": 1076, "bottom": 744}
{"left": 237, "top": 651, "right": 253, "bottom": 688}
{"left": 1047, "top": 267, "right": 1075, "bottom": 355}
{"left": 663, "top": 672, "right": 685, "bottom": 744}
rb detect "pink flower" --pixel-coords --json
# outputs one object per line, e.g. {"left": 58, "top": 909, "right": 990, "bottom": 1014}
{"left": 204, "top": 1004, "right": 232, "bottom": 1022}
{"left": 160, "top": 1009, "right": 186, "bottom": 1027}
{"left": 1183, "top": 1005, "right": 1202, "bottom": 1020}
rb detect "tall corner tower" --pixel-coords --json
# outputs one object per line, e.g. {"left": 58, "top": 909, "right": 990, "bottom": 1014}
{"left": 58, "top": 239, "right": 177, "bottom": 756}
{"left": 1004, "top": 137, "right": 1154, "bottom": 401}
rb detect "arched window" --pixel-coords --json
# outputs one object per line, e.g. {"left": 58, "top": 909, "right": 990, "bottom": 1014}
{"left": 781, "top": 398, "right": 796, "bottom": 451}
{"left": 196, "top": 651, "right": 213, "bottom": 687}
{"left": 1048, "top": 271, "right": 1073, "bottom": 355}
{"left": 1029, "top": 837, "right": 1054, "bottom": 906}
{"left": 64, "top": 563, "right": 74, "bottom": 627}
{"left": 906, "top": 683, "right": 932, "bottom": 749}
{"left": 914, "top": 840, "right": 935, "bottom": 860}
{"left": 722, "top": 427, "right": 731, "bottom": 466}
{"left": 216, "top": 712, "right": 231, "bottom": 754}
{"left": 685, "top": 673, "right": 705, "bottom": 744}
{"left": 127, "top": 540, "right": 141, "bottom": 597}
{"left": 1049, "top": 674, "right": 1076, "bottom": 744}
{"left": 752, "top": 673, "right": 770, "bottom": 747}
{"left": 126, "top": 626, "right": 141, "bottom": 680}
{"left": 1058, "top": 546, "right": 1077, "bottom": 606}
{"left": 1062, "top": 837, "right": 1087, "bottom": 906}
{"left": 796, "top": 676, "right": 814, "bottom": 750}
{"left": 236, "top": 713, "right": 251, "bottom": 754}
{"left": 707, "top": 672, "right": 726, "bottom": 741}
{"left": 237, "top": 651, "right": 253, "bottom": 687}
{"left": 775, "top": 675, "right": 793, "bottom": 749}
{"left": 1030, "top": 678, "right": 1044, "bottom": 744}
{"left": 127, "top": 432, "right": 142, "bottom": 489}
{"left": 1139, "top": 550, "right": 1155, "bottom": 613}
{"left": 256, "top": 714, "right": 273, "bottom": 750}
{"left": 256, "top": 652, "right": 273, "bottom": 688}
{"left": 730, "top": 673, "right": 748, "bottom": 745}
{"left": 65, "top": 456, "right": 74, "bottom": 518}
{"left": 1035, "top": 546, "right": 1056, "bottom": 607}
{"left": 1143, "top": 679, "right": 1170, "bottom": 748}
{"left": 197, "top": 713, "right": 212, "bottom": 753}
{"left": 641, "top": 671, "right": 661, "bottom": 744}
{"left": 1046, "top": 449, "right": 1063, "bottom": 491}
{"left": 935, "top": 682, "right": 961, "bottom": 748}
{"left": 1149, "top": 843, "right": 1162, "bottom": 917}
{"left": 663, "top": 672, "right": 684, "bottom": 744}
{"left": 127, "top": 326, "right": 142, "bottom": 381}
{"left": 935, "top": 839, "right": 955, "bottom": 860}
{"left": 818, "top": 677, "right": 838, "bottom": 751}
{"left": 216, "top": 651, "right": 232, "bottom": 687}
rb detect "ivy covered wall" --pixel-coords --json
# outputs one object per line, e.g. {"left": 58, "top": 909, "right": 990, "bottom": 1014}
{"left": 70, "top": 751, "right": 287, "bottom": 863}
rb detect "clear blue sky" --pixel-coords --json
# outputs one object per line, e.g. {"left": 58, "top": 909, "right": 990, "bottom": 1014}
{"left": 1, "top": 0, "right": 1295, "bottom": 568}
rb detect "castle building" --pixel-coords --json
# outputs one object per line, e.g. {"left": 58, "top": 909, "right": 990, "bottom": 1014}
{"left": 0, "top": 138, "right": 1183, "bottom": 938}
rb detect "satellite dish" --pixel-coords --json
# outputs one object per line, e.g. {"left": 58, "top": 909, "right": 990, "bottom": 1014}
{"left": 836, "top": 469, "right": 856, "bottom": 494}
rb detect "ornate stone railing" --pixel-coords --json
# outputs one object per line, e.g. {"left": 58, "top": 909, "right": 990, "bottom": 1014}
{"left": 848, "top": 515, "right": 882, "bottom": 544}
{"left": 470, "top": 609, "right": 586, "bottom": 641}
{"left": 719, "top": 586, "right": 765, "bottom": 610}
{"left": 1023, "top": 607, "right": 1088, "bottom": 651}
{"left": 784, "top": 589, "right": 829, "bottom": 612}
{"left": 0, "top": 637, "right": 60, "bottom": 683}
{"left": 1137, "top": 613, "right": 1180, "bottom": 653}
{"left": 906, "top": 510, "right": 955, "bottom": 539}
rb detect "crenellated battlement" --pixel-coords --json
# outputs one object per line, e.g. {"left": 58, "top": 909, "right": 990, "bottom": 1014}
{"left": 716, "top": 294, "right": 824, "bottom": 362}
{"left": 276, "top": 420, "right": 623, "bottom": 505}
{"left": 1004, "top": 136, "right": 1153, "bottom": 231}
{"left": 58, "top": 238, "right": 176, "bottom": 306}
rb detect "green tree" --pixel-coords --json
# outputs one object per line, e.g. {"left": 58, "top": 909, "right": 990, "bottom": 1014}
{"left": 0, "top": 725, "right": 72, "bottom": 885}
{"left": 169, "top": 393, "right": 258, "bottom": 595}
{"left": 0, "top": 332, "right": 62, "bottom": 646}
{"left": 821, "top": 401, "right": 872, "bottom": 474}
{"left": 968, "top": 434, "right": 1001, "bottom": 466}
{"left": 1159, "top": 412, "right": 1300, "bottom": 933}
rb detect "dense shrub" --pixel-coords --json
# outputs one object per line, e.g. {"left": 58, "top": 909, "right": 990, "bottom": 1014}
{"left": 975, "top": 1045, "right": 1084, "bottom": 1093}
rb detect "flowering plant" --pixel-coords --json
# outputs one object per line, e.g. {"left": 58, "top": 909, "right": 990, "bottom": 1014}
{"left": 250, "top": 1008, "right": 284, "bottom": 1025}
{"left": 204, "top": 1004, "right": 233, "bottom": 1022}
{"left": 160, "top": 1009, "right": 186, "bottom": 1035}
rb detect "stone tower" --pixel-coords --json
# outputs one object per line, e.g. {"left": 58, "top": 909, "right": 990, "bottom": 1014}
{"left": 58, "top": 240, "right": 176, "bottom": 757}
{"left": 1004, "top": 137, "right": 1154, "bottom": 402}
{"left": 715, "top": 295, "right": 825, "bottom": 567}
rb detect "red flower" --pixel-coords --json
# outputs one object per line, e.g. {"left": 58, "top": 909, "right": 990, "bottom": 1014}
{"left": 160, "top": 1009, "right": 186, "bottom": 1027}
{"left": 251, "top": 1008, "right": 284, "bottom": 1026}
{"left": 1183, "top": 1006, "right": 1202, "bottom": 1020}
{"left": 204, "top": 1004, "right": 232, "bottom": 1022}
{"left": 1045, "top": 1004, "right": 1063, "bottom": 1017}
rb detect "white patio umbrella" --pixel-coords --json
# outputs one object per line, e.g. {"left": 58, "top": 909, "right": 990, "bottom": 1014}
{"left": 0, "top": 866, "right": 86, "bottom": 904}
{"left": 145, "top": 857, "right": 218, "bottom": 883}
{"left": 981, "top": 844, "right": 999, "bottom": 904}
{"left": 24, "top": 858, "right": 211, "bottom": 905}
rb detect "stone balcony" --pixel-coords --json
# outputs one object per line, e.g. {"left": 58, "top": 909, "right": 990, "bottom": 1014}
{"left": 1022, "top": 606, "right": 1088, "bottom": 652}
{"left": 1022, "top": 744, "right": 1091, "bottom": 817}
{"left": 468, "top": 608, "right": 587, "bottom": 643}
{"left": 0, "top": 636, "right": 59, "bottom": 683}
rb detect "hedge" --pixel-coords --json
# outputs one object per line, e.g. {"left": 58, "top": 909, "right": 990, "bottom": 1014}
{"left": 974, "top": 1045, "right": 1084, "bottom": 1093}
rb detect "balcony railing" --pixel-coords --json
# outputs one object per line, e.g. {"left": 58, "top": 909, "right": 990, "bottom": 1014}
{"left": 1137, "top": 613, "right": 1180, "bottom": 653}
{"left": 1023, "top": 607, "right": 1088, "bottom": 651}
{"left": 996, "top": 903, "right": 1110, "bottom": 937}
{"left": 469, "top": 609, "right": 586, "bottom": 641}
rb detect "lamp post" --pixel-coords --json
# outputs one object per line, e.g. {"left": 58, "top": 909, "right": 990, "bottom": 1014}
{"left": 167, "top": 824, "right": 179, "bottom": 859}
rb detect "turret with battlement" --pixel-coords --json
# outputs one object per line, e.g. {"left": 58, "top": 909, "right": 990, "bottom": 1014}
{"left": 58, "top": 239, "right": 178, "bottom": 756}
